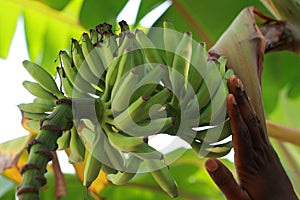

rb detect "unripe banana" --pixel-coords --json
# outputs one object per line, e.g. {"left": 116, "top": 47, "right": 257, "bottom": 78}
{"left": 163, "top": 20, "right": 181, "bottom": 67}
{"left": 131, "top": 144, "right": 163, "bottom": 160}
{"left": 81, "top": 33, "right": 105, "bottom": 79}
{"left": 194, "top": 119, "right": 231, "bottom": 143}
{"left": 130, "top": 64, "right": 168, "bottom": 102}
{"left": 196, "top": 60, "right": 223, "bottom": 111}
{"left": 101, "top": 164, "right": 118, "bottom": 175}
{"left": 170, "top": 32, "right": 193, "bottom": 104}
{"left": 113, "top": 96, "right": 148, "bottom": 128}
{"left": 23, "top": 60, "right": 64, "bottom": 98}
{"left": 147, "top": 159, "right": 178, "bottom": 198}
{"left": 95, "top": 35, "right": 117, "bottom": 70}
{"left": 83, "top": 152, "right": 102, "bottom": 188}
{"left": 103, "top": 133, "right": 126, "bottom": 172}
{"left": 18, "top": 103, "right": 54, "bottom": 113}
{"left": 188, "top": 42, "right": 207, "bottom": 94}
{"left": 135, "top": 29, "right": 165, "bottom": 65}
{"left": 111, "top": 70, "right": 139, "bottom": 114}
{"left": 108, "top": 155, "right": 142, "bottom": 185}
{"left": 200, "top": 66, "right": 234, "bottom": 125}
{"left": 33, "top": 98, "right": 55, "bottom": 108}
{"left": 22, "top": 81, "right": 57, "bottom": 102}
{"left": 71, "top": 38, "right": 100, "bottom": 86}
{"left": 23, "top": 112, "right": 48, "bottom": 120}
{"left": 89, "top": 29, "right": 99, "bottom": 44}
{"left": 59, "top": 50, "right": 96, "bottom": 95}
{"left": 93, "top": 125, "right": 125, "bottom": 172}
{"left": 104, "top": 125, "right": 147, "bottom": 152}
{"left": 69, "top": 127, "right": 86, "bottom": 163}
{"left": 120, "top": 117, "right": 174, "bottom": 137}
{"left": 191, "top": 140, "right": 232, "bottom": 158}
{"left": 57, "top": 130, "right": 71, "bottom": 150}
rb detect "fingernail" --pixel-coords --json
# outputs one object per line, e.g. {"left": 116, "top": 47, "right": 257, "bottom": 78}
{"left": 230, "top": 95, "right": 237, "bottom": 106}
{"left": 237, "top": 79, "right": 244, "bottom": 92}
{"left": 205, "top": 159, "right": 218, "bottom": 172}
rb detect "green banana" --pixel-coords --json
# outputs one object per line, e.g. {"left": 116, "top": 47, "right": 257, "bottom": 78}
{"left": 101, "top": 164, "right": 118, "bottom": 175}
{"left": 23, "top": 60, "right": 64, "bottom": 98}
{"left": 163, "top": 20, "right": 181, "bottom": 67}
{"left": 112, "top": 96, "right": 148, "bottom": 129}
{"left": 147, "top": 159, "right": 178, "bottom": 198}
{"left": 81, "top": 33, "right": 105, "bottom": 79}
{"left": 191, "top": 140, "right": 232, "bottom": 158}
{"left": 111, "top": 70, "right": 139, "bottom": 114}
{"left": 18, "top": 103, "right": 54, "bottom": 113}
{"left": 89, "top": 29, "right": 99, "bottom": 45}
{"left": 188, "top": 42, "right": 207, "bottom": 94}
{"left": 95, "top": 35, "right": 117, "bottom": 70}
{"left": 170, "top": 32, "right": 193, "bottom": 98}
{"left": 59, "top": 50, "right": 96, "bottom": 95}
{"left": 23, "top": 112, "right": 48, "bottom": 120}
{"left": 93, "top": 125, "right": 125, "bottom": 172}
{"left": 83, "top": 152, "right": 102, "bottom": 188}
{"left": 196, "top": 59, "right": 223, "bottom": 111}
{"left": 200, "top": 66, "right": 233, "bottom": 125}
{"left": 33, "top": 98, "right": 55, "bottom": 108}
{"left": 57, "top": 130, "right": 71, "bottom": 150}
{"left": 22, "top": 81, "right": 57, "bottom": 102}
{"left": 68, "top": 127, "right": 86, "bottom": 163}
{"left": 130, "top": 64, "right": 168, "bottom": 102}
{"left": 71, "top": 38, "right": 100, "bottom": 86}
{"left": 103, "top": 133, "right": 126, "bottom": 172}
{"left": 122, "top": 117, "right": 174, "bottom": 137}
{"left": 194, "top": 119, "right": 231, "bottom": 143}
{"left": 135, "top": 29, "right": 165, "bottom": 65}
{"left": 108, "top": 155, "right": 142, "bottom": 185}
{"left": 104, "top": 125, "right": 148, "bottom": 152}
{"left": 131, "top": 144, "right": 163, "bottom": 160}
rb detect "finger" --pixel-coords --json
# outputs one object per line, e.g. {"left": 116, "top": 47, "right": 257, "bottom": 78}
{"left": 226, "top": 94, "right": 253, "bottom": 163}
{"left": 227, "top": 75, "right": 263, "bottom": 146}
{"left": 205, "top": 158, "right": 250, "bottom": 200}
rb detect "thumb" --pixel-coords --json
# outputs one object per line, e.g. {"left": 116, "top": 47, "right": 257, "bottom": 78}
{"left": 205, "top": 158, "right": 250, "bottom": 200}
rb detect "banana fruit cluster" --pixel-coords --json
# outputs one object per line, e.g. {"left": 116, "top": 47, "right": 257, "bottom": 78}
{"left": 19, "top": 21, "right": 234, "bottom": 198}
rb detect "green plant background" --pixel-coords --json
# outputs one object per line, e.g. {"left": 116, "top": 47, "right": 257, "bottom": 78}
{"left": 0, "top": 0, "right": 300, "bottom": 199}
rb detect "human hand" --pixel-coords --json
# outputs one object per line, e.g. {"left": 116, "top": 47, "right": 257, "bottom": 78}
{"left": 204, "top": 75, "right": 298, "bottom": 200}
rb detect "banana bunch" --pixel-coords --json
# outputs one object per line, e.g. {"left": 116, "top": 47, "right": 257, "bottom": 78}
{"left": 19, "top": 21, "right": 235, "bottom": 199}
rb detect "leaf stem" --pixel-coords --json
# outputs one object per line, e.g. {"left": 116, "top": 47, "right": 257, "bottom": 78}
{"left": 267, "top": 120, "right": 300, "bottom": 146}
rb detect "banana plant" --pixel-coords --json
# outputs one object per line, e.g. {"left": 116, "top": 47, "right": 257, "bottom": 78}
{"left": 1, "top": 0, "right": 300, "bottom": 199}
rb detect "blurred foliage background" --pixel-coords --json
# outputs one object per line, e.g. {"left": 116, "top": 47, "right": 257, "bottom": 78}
{"left": 0, "top": 0, "right": 300, "bottom": 199}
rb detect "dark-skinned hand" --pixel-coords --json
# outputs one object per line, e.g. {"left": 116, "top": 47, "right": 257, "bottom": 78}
{"left": 204, "top": 75, "right": 298, "bottom": 200}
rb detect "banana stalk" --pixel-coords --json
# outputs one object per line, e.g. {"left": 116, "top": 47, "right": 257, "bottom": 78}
{"left": 17, "top": 99, "right": 73, "bottom": 200}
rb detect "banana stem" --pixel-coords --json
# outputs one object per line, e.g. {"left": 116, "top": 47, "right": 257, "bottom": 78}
{"left": 267, "top": 120, "right": 300, "bottom": 146}
{"left": 17, "top": 99, "right": 73, "bottom": 200}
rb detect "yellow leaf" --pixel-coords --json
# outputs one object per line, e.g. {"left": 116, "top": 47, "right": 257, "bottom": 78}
{"left": 0, "top": 135, "right": 33, "bottom": 183}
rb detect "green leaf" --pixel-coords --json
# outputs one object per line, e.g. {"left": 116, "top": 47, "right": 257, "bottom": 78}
{"left": 40, "top": 0, "right": 71, "bottom": 10}
{"left": 0, "top": 1, "right": 21, "bottom": 58}
{"left": 262, "top": 52, "right": 300, "bottom": 114}
{"left": 0, "top": 176, "right": 16, "bottom": 198}
{"left": 24, "top": 8, "right": 48, "bottom": 63}
{"left": 40, "top": 173, "right": 95, "bottom": 200}
{"left": 135, "top": 0, "right": 165, "bottom": 26}
{"left": 79, "top": 0, "right": 128, "bottom": 28}
{"left": 152, "top": 0, "right": 269, "bottom": 45}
